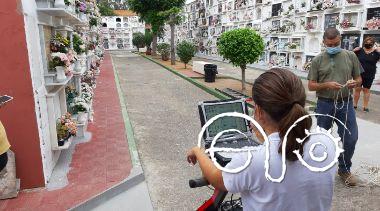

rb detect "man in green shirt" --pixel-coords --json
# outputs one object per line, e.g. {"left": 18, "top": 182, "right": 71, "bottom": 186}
{"left": 308, "top": 28, "right": 362, "bottom": 186}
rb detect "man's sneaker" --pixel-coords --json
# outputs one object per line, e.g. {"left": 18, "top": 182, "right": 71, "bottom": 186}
{"left": 338, "top": 172, "right": 357, "bottom": 186}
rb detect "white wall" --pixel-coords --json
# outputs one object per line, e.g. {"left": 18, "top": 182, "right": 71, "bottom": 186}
{"left": 22, "top": 0, "right": 60, "bottom": 184}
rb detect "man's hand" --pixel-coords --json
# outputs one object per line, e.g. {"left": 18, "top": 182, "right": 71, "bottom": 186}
{"left": 346, "top": 79, "right": 357, "bottom": 89}
{"left": 353, "top": 47, "right": 361, "bottom": 52}
{"left": 324, "top": 81, "right": 343, "bottom": 90}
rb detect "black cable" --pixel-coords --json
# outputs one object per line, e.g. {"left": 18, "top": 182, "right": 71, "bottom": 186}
{"left": 230, "top": 194, "right": 234, "bottom": 210}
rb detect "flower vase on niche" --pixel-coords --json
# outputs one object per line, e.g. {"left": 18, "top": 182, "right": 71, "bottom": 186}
{"left": 56, "top": 66, "right": 67, "bottom": 82}
{"left": 77, "top": 112, "right": 88, "bottom": 124}
{"left": 74, "top": 60, "right": 82, "bottom": 72}
{"left": 58, "top": 138, "right": 66, "bottom": 146}
{"left": 54, "top": 0, "right": 65, "bottom": 8}
{"left": 80, "top": 13, "right": 87, "bottom": 22}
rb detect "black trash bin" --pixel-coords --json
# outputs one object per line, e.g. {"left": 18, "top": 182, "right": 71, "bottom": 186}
{"left": 204, "top": 64, "right": 218, "bottom": 83}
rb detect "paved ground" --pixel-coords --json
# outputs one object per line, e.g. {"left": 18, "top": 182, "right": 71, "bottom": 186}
{"left": 192, "top": 57, "right": 380, "bottom": 124}
{"left": 113, "top": 51, "right": 380, "bottom": 210}
{"left": 92, "top": 181, "right": 153, "bottom": 211}
{"left": 112, "top": 52, "right": 217, "bottom": 210}
{"left": 0, "top": 53, "right": 132, "bottom": 210}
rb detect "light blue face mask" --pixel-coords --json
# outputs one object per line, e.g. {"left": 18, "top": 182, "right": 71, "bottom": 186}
{"left": 326, "top": 46, "right": 342, "bottom": 55}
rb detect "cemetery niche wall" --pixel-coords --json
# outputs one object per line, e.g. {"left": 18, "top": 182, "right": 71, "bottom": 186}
{"left": 171, "top": 0, "right": 380, "bottom": 74}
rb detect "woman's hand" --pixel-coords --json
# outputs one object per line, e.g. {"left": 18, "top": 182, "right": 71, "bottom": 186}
{"left": 353, "top": 47, "right": 361, "bottom": 52}
{"left": 187, "top": 147, "right": 201, "bottom": 165}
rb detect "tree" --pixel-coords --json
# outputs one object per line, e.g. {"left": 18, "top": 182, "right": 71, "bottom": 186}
{"left": 217, "top": 28, "right": 264, "bottom": 91}
{"left": 144, "top": 30, "right": 153, "bottom": 54}
{"left": 158, "top": 7, "right": 183, "bottom": 65}
{"left": 97, "top": 2, "right": 115, "bottom": 16}
{"left": 132, "top": 32, "right": 145, "bottom": 51}
{"left": 176, "top": 41, "right": 196, "bottom": 69}
{"left": 127, "top": 0, "right": 185, "bottom": 56}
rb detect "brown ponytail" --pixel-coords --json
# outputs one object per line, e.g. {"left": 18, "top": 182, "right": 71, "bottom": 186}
{"left": 252, "top": 68, "right": 312, "bottom": 161}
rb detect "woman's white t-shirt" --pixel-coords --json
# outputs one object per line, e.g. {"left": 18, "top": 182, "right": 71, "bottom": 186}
{"left": 222, "top": 132, "right": 337, "bottom": 211}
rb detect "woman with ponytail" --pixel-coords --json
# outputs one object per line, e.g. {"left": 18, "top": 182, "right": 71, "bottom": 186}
{"left": 187, "top": 68, "right": 337, "bottom": 210}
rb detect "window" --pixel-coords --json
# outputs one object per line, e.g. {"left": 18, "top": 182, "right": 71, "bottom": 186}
{"left": 272, "top": 3, "right": 282, "bottom": 17}
{"left": 116, "top": 17, "right": 121, "bottom": 22}
{"left": 116, "top": 23, "right": 121, "bottom": 27}
{"left": 123, "top": 23, "right": 128, "bottom": 28}
{"left": 102, "top": 23, "right": 107, "bottom": 27}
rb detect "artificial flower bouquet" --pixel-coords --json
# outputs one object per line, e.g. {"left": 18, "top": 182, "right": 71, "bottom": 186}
{"left": 304, "top": 23, "right": 315, "bottom": 30}
{"left": 323, "top": 0, "right": 337, "bottom": 9}
{"left": 70, "top": 97, "right": 89, "bottom": 114}
{"left": 340, "top": 19, "right": 354, "bottom": 29}
{"left": 50, "top": 52, "right": 70, "bottom": 68}
{"left": 366, "top": 17, "right": 380, "bottom": 30}
{"left": 56, "top": 113, "right": 77, "bottom": 146}
{"left": 50, "top": 33, "right": 70, "bottom": 53}
{"left": 75, "top": 0, "right": 87, "bottom": 13}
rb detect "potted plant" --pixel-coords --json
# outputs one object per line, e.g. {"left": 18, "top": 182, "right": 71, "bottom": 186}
{"left": 144, "top": 30, "right": 153, "bottom": 55}
{"left": 157, "top": 43, "right": 171, "bottom": 61}
{"left": 70, "top": 97, "right": 89, "bottom": 123}
{"left": 176, "top": 41, "right": 197, "bottom": 69}
{"left": 51, "top": 52, "right": 70, "bottom": 82}
{"left": 56, "top": 113, "right": 77, "bottom": 146}
{"left": 132, "top": 32, "right": 145, "bottom": 52}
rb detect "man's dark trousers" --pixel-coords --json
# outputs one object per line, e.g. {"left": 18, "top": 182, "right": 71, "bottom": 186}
{"left": 315, "top": 98, "right": 358, "bottom": 173}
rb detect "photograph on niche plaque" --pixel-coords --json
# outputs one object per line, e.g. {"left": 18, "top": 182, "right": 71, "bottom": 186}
{"left": 341, "top": 34, "right": 360, "bottom": 50}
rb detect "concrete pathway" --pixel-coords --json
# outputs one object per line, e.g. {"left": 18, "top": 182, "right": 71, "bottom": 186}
{"left": 110, "top": 51, "right": 380, "bottom": 210}
{"left": 192, "top": 57, "right": 380, "bottom": 124}
{"left": 92, "top": 181, "right": 153, "bottom": 211}
{"left": 111, "top": 51, "right": 216, "bottom": 210}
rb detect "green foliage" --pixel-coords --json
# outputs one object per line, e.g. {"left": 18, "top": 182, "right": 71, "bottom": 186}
{"left": 144, "top": 30, "right": 153, "bottom": 48}
{"left": 97, "top": 2, "right": 116, "bottom": 16}
{"left": 50, "top": 57, "right": 65, "bottom": 69}
{"left": 89, "top": 17, "right": 98, "bottom": 27}
{"left": 217, "top": 28, "right": 264, "bottom": 69}
{"left": 132, "top": 32, "right": 145, "bottom": 50}
{"left": 157, "top": 43, "right": 170, "bottom": 57}
{"left": 176, "top": 41, "right": 196, "bottom": 68}
{"left": 127, "top": 0, "right": 185, "bottom": 34}
{"left": 73, "top": 34, "right": 85, "bottom": 54}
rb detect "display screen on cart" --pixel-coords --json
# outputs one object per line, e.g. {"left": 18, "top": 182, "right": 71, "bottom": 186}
{"left": 204, "top": 102, "right": 247, "bottom": 137}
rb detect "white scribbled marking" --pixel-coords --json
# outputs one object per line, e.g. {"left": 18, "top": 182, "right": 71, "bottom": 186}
{"left": 197, "top": 113, "right": 266, "bottom": 174}
{"left": 197, "top": 112, "right": 349, "bottom": 183}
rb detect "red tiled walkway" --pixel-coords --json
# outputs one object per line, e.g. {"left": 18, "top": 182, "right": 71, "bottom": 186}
{"left": 0, "top": 53, "right": 132, "bottom": 210}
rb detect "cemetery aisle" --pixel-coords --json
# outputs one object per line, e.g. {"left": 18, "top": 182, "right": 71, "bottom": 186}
{"left": 111, "top": 51, "right": 380, "bottom": 210}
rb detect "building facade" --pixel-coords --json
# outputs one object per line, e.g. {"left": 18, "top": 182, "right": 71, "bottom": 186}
{"left": 101, "top": 11, "right": 146, "bottom": 50}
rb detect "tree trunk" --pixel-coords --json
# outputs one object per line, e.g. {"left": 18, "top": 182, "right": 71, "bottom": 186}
{"left": 152, "top": 34, "right": 157, "bottom": 56}
{"left": 241, "top": 65, "right": 246, "bottom": 91}
{"left": 185, "top": 63, "right": 187, "bottom": 69}
{"left": 170, "top": 16, "right": 176, "bottom": 65}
